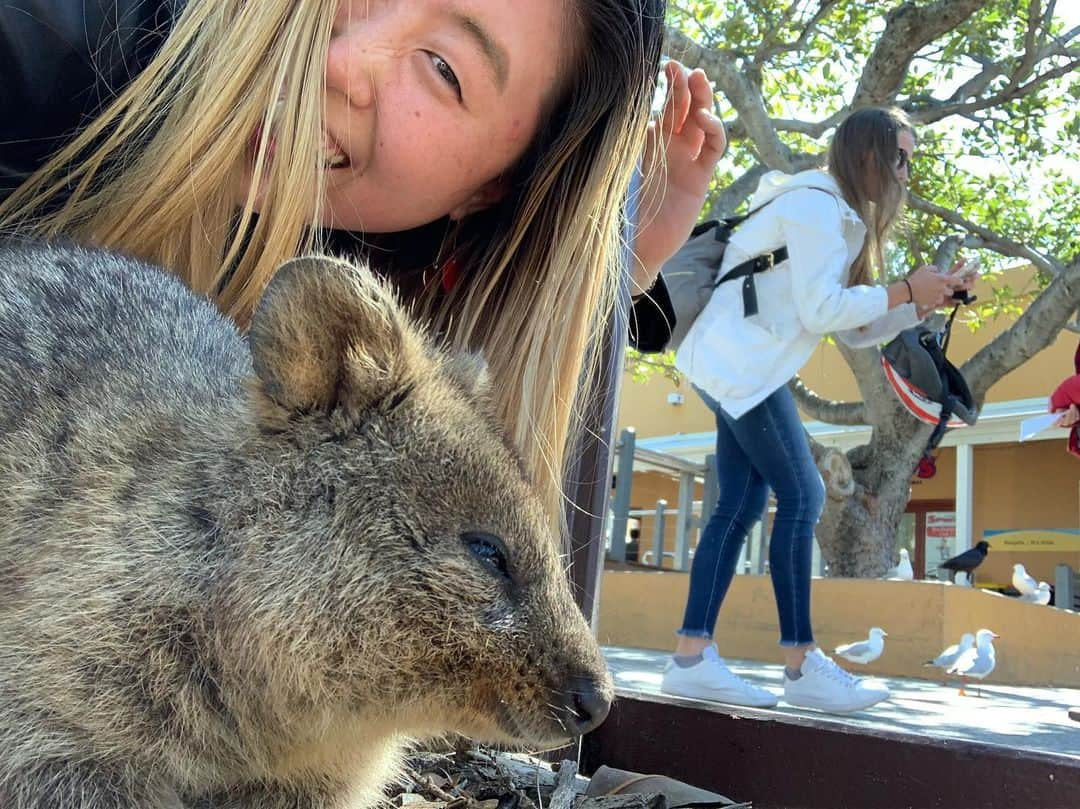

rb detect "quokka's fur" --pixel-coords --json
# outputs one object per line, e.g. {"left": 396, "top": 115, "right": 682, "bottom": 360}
{"left": 0, "top": 242, "right": 613, "bottom": 809}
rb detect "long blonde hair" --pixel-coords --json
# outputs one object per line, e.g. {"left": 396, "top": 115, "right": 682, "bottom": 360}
{"left": 827, "top": 106, "right": 913, "bottom": 287}
{"left": 0, "top": 0, "right": 664, "bottom": 521}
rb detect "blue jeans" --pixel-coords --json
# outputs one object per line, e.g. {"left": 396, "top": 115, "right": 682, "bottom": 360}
{"left": 678, "top": 385, "right": 824, "bottom": 646}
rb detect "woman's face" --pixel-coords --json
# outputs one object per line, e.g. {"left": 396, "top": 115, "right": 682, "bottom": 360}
{"left": 864, "top": 127, "right": 915, "bottom": 202}
{"left": 288, "top": 0, "right": 570, "bottom": 233}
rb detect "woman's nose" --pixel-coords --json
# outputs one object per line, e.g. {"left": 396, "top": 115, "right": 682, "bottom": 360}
{"left": 326, "top": 33, "right": 378, "bottom": 110}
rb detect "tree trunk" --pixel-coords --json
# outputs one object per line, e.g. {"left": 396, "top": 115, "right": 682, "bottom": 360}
{"left": 811, "top": 259, "right": 1080, "bottom": 577}
{"left": 814, "top": 426, "right": 929, "bottom": 577}
{"left": 810, "top": 340, "right": 938, "bottom": 578}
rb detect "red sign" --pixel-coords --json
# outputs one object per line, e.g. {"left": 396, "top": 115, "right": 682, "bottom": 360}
{"left": 926, "top": 512, "right": 956, "bottom": 539}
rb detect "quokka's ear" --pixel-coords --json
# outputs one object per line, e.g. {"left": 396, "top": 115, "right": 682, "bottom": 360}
{"left": 248, "top": 256, "right": 427, "bottom": 415}
{"left": 441, "top": 351, "right": 494, "bottom": 407}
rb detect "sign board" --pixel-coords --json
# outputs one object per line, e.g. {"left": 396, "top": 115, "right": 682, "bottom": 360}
{"left": 925, "top": 511, "right": 957, "bottom": 576}
{"left": 982, "top": 529, "right": 1080, "bottom": 552}
{"left": 926, "top": 512, "right": 956, "bottom": 539}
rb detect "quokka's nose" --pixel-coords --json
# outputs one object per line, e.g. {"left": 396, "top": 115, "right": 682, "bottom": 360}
{"left": 557, "top": 675, "right": 612, "bottom": 736}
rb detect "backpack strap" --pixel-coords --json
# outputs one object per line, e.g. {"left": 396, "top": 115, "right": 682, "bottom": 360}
{"left": 713, "top": 246, "right": 789, "bottom": 317}
{"left": 940, "top": 303, "right": 961, "bottom": 354}
{"left": 711, "top": 185, "right": 839, "bottom": 318}
{"left": 923, "top": 303, "right": 967, "bottom": 453}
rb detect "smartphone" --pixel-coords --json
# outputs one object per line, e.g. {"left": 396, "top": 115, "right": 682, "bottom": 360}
{"left": 955, "top": 255, "right": 981, "bottom": 279}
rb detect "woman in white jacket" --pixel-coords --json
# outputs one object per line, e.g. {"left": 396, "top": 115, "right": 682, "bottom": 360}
{"left": 659, "top": 107, "right": 969, "bottom": 714}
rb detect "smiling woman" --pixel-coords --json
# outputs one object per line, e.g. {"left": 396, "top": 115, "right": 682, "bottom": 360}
{"left": 311, "top": 0, "right": 568, "bottom": 232}
{"left": 0, "top": 0, "right": 667, "bottom": 522}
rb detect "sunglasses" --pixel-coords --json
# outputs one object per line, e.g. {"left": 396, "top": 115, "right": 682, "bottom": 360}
{"left": 895, "top": 147, "right": 911, "bottom": 172}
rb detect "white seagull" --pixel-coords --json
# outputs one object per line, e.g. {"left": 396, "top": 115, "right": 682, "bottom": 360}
{"left": 947, "top": 628, "right": 999, "bottom": 696}
{"left": 1020, "top": 581, "right": 1051, "bottom": 605}
{"left": 834, "top": 627, "right": 888, "bottom": 665}
{"left": 886, "top": 549, "right": 914, "bottom": 581}
{"left": 1012, "top": 563, "right": 1038, "bottom": 597}
{"left": 924, "top": 632, "right": 975, "bottom": 671}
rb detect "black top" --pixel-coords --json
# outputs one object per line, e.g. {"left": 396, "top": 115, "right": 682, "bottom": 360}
{"left": 0, "top": 0, "right": 180, "bottom": 196}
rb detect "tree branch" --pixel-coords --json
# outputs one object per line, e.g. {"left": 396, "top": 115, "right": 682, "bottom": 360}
{"left": 910, "top": 54, "right": 1080, "bottom": 124}
{"left": 726, "top": 110, "right": 847, "bottom": 141}
{"left": 754, "top": 1, "right": 843, "bottom": 65}
{"left": 705, "top": 150, "right": 827, "bottom": 219}
{"left": 788, "top": 376, "right": 867, "bottom": 425}
{"left": 665, "top": 28, "right": 795, "bottom": 170}
{"left": 706, "top": 164, "right": 768, "bottom": 218}
{"left": 835, "top": 341, "right": 915, "bottom": 436}
{"left": 906, "top": 14, "right": 1078, "bottom": 121}
{"left": 907, "top": 193, "right": 1065, "bottom": 275}
{"left": 962, "top": 257, "right": 1080, "bottom": 400}
{"left": 944, "top": 61, "right": 1006, "bottom": 105}
{"left": 931, "top": 234, "right": 963, "bottom": 270}
{"left": 807, "top": 432, "right": 856, "bottom": 499}
{"left": 851, "top": 0, "right": 989, "bottom": 106}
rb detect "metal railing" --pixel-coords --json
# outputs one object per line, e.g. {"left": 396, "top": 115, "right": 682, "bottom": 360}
{"left": 608, "top": 427, "right": 830, "bottom": 576}
{"left": 608, "top": 427, "right": 717, "bottom": 571}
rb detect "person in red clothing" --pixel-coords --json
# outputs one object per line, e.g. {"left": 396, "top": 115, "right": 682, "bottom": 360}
{"left": 1049, "top": 340, "right": 1080, "bottom": 457}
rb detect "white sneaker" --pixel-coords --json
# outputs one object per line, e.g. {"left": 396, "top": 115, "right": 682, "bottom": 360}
{"left": 783, "top": 648, "right": 890, "bottom": 713}
{"left": 660, "top": 645, "right": 778, "bottom": 708}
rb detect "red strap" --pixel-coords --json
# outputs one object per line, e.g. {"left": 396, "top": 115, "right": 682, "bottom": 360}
{"left": 440, "top": 256, "right": 462, "bottom": 293}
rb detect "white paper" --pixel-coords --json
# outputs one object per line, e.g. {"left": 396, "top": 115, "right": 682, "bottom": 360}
{"left": 1019, "top": 412, "right": 1063, "bottom": 442}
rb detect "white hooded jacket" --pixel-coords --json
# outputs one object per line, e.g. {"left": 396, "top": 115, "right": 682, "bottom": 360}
{"left": 674, "top": 169, "right": 921, "bottom": 419}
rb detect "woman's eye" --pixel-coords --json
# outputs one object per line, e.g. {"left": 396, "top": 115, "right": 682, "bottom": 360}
{"left": 463, "top": 532, "right": 511, "bottom": 579}
{"left": 427, "top": 52, "right": 462, "bottom": 99}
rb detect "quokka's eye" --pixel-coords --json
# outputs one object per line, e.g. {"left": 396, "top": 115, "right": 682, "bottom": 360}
{"left": 462, "top": 532, "right": 511, "bottom": 580}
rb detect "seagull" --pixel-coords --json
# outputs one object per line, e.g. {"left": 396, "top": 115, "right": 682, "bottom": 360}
{"left": 953, "top": 571, "right": 971, "bottom": 587}
{"left": 947, "top": 628, "right": 999, "bottom": 696}
{"left": 886, "top": 549, "right": 914, "bottom": 581}
{"left": 1011, "top": 563, "right": 1038, "bottom": 597}
{"left": 1020, "top": 581, "right": 1052, "bottom": 605}
{"left": 834, "top": 627, "right": 887, "bottom": 665}
{"left": 924, "top": 632, "right": 975, "bottom": 671}
{"left": 938, "top": 541, "right": 990, "bottom": 584}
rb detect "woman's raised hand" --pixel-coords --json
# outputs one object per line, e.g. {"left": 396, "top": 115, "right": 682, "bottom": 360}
{"left": 907, "top": 265, "right": 962, "bottom": 310}
{"left": 632, "top": 61, "right": 727, "bottom": 291}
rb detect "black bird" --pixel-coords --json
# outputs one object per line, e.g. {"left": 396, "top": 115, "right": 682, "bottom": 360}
{"left": 938, "top": 540, "right": 991, "bottom": 581}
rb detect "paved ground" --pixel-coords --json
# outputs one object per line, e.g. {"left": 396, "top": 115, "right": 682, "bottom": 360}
{"left": 604, "top": 645, "right": 1080, "bottom": 760}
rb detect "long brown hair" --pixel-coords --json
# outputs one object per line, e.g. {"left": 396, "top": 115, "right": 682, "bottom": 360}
{"left": 827, "top": 106, "right": 913, "bottom": 286}
{"left": 0, "top": 0, "right": 665, "bottom": 522}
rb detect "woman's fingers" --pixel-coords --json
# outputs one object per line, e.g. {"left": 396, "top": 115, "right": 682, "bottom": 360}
{"left": 694, "top": 106, "right": 727, "bottom": 164}
{"left": 686, "top": 67, "right": 714, "bottom": 114}
{"left": 910, "top": 265, "right": 962, "bottom": 307}
{"left": 659, "top": 61, "right": 692, "bottom": 138}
